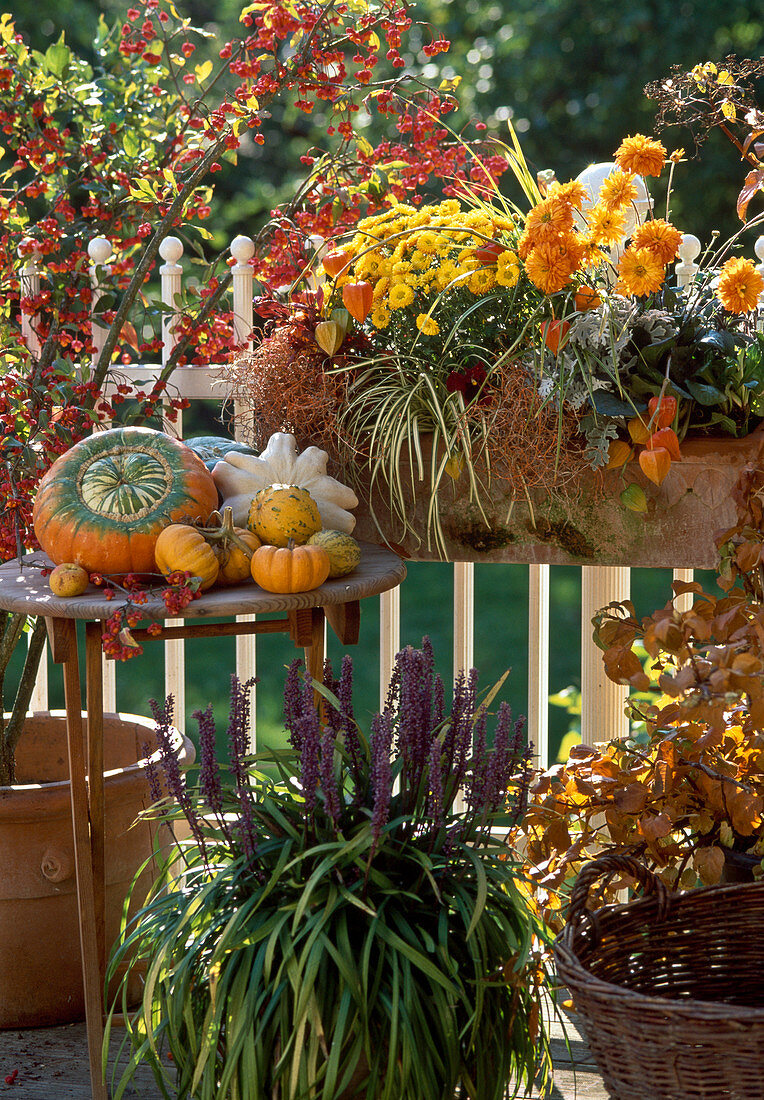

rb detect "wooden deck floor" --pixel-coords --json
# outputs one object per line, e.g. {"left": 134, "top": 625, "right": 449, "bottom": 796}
{"left": 0, "top": 1008, "right": 607, "bottom": 1098}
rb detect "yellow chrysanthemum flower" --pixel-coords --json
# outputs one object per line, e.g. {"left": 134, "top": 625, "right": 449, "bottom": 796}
{"left": 716, "top": 257, "right": 764, "bottom": 313}
{"left": 631, "top": 219, "right": 682, "bottom": 265}
{"left": 370, "top": 306, "right": 392, "bottom": 329}
{"left": 525, "top": 242, "right": 575, "bottom": 294}
{"left": 616, "top": 247, "right": 665, "bottom": 297}
{"left": 410, "top": 249, "right": 432, "bottom": 270}
{"left": 496, "top": 250, "right": 520, "bottom": 287}
{"left": 586, "top": 202, "right": 627, "bottom": 247}
{"left": 416, "top": 230, "right": 439, "bottom": 254}
{"left": 469, "top": 268, "right": 496, "bottom": 294}
{"left": 392, "top": 260, "right": 413, "bottom": 276}
{"left": 416, "top": 313, "right": 440, "bottom": 335}
{"left": 437, "top": 199, "right": 461, "bottom": 217}
{"left": 598, "top": 170, "right": 638, "bottom": 212}
{"left": 434, "top": 260, "right": 458, "bottom": 290}
{"left": 614, "top": 133, "right": 666, "bottom": 177}
{"left": 388, "top": 283, "right": 416, "bottom": 309}
{"left": 372, "top": 276, "right": 390, "bottom": 301}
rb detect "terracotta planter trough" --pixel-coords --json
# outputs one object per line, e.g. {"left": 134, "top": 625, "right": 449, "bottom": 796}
{"left": 349, "top": 427, "right": 764, "bottom": 567}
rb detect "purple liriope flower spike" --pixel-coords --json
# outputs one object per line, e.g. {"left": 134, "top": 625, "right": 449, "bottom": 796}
{"left": 298, "top": 675, "right": 321, "bottom": 814}
{"left": 319, "top": 724, "right": 341, "bottom": 825}
{"left": 284, "top": 658, "right": 304, "bottom": 749}
{"left": 370, "top": 710, "right": 393, "bottom": 846}
{"left": 449, "top": 668, "right": 479, "bottom": 793}
{"left": 226, "top": 676, "right": 258, "bottom": 857}
{"left": 149, "top": 695, "right": 206, "bottom": 857}
{"left": 427, "top": 734, "right": 445, "bottom": 826}
{"left": 484, "top": 701, "right": 513, "bottom": 811}
{"left": 142, "top": 742, "right": 164, "bottom": 804}
{"left": 466, "top": 706, "right": 488, "bottom": 812}
{"left": 193, "top": 704, "right": 223, "bottom": 815}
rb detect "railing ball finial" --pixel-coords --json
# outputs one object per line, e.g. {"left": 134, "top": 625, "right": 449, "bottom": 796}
{"left": 230, "top": 235, "right": 255, "bottom": 265}
{"left": 88, "top": 237, "right": 112, "bottom": 266}
{"left": 159, "top": 235, "right": 184, "bottom": 268}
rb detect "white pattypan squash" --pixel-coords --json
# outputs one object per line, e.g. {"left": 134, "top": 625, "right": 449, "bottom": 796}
{"left": 212, "top": 433, "right": 359, "bottom": 533}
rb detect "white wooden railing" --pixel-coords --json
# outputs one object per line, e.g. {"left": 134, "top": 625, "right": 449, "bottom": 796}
{"left": 18, "top": 232, "right": 764, "bottom": 768}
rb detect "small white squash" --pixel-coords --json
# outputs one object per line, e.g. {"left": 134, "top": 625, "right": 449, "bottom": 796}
{"left": 212, "top": 433, "right": 358, "bottom": 533}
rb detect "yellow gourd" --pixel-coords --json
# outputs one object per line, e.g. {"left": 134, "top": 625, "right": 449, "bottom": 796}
{"left": 248, "top": 484, "right": 322, "bottom": 547}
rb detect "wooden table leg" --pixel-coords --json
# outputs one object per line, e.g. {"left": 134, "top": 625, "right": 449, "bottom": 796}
{"left": 47, "top": 618, "right": 108, "bottom": 1100}
{"left": 85, "top": 622, "right": 106, "bottom": 978}
{"left": 288, "top": 606, "right": 325, "bottom": 681}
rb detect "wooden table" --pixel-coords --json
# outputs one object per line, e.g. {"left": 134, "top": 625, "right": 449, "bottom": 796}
{"left": 0, "top": 543, "right": 406, "bottom": 1100}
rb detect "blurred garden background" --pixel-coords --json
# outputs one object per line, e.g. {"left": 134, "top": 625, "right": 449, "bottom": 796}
{"left": 7, "top": 0, "right": 762, "bottom": 757}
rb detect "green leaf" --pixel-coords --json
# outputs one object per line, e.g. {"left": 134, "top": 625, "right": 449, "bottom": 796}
{"left": 122, "top": 131, "right": 140, "bottom": 158}
{"left": 686, "top": 378, "right": 725, "bottom": 405}
{"left": 45, "top": 41, "right": 71, "bottom": 78}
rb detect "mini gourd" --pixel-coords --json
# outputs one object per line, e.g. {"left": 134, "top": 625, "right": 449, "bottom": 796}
{"left": 212, "top": 432, "right": 358, "bottom": 533}
{"left": 248, "top": 485, "right": 322, "bottom": 547}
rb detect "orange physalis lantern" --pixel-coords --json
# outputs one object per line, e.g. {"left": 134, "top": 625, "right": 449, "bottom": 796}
{"left": 607, "top": 440, "right": 632, "bottom": 469}
{"left": 474, "top": 241, "right": 507, "bottom": 265}
{"left": 627, "top": 416, "right": 651, "bottom": 445}
{"left": 342, "top": 281, "right": 373, "bottom": 324}
{"left": 647, "top": 394, "right": 677, "bottom": 428}
{"left": 639, "top": 446, "right": 671, "bottom": 486}
{"left": 322, "top": 249, "right": 352, "bottom": 278}
{"left": 540, "top": 319, "right": 570, "bottom": 355}
{"left": 648, "top": 427, "right": 681, "bottom": 461}
{"left": 574, "top": 285, "right": 602, "bottom": 311}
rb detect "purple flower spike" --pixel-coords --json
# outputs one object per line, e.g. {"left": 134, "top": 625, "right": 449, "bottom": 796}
{"left": 370, "top": 711, "right": 393, "bottom": 845}
{"left": 194, "top": 704, "right": 222, "bottom": 815}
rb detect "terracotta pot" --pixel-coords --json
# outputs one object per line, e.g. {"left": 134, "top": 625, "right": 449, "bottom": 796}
{"left": 349, "top": 426, "right": 764, "bottom": 567}
{"left": 0, "top": 710, "right": 194, "bottom": 1028}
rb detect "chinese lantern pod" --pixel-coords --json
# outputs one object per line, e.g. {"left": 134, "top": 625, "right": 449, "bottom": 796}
{"left": 322, "top": 248, "right": 353, "bottom": 278}
{"left": 607, "top": 440, "right": 632, "bottom": 469}
{"left": 342, "top": 281, "right": 373, "bottom": 323}
{"left": 627, "top": 416, "right": 651, "bottom": 445}
{"left": 648, "top": 394, "right": 678, "bottom": 428}
{"left": 648, "top": 427, "right": 681, "bottom": 461}
{"left": 315, "top": 321, "right": 344, "bottom": 356}
{"left": 639, "top": 446, "right": 671, "bottom": 485}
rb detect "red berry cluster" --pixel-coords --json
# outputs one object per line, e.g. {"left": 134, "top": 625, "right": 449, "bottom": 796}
{"left": 93, "top": 570, "right": 202, "bottom": 661}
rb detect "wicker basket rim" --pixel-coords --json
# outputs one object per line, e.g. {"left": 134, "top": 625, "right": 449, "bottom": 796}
{"left": 554, "top": 878, "right": 764, "bottom": 1022}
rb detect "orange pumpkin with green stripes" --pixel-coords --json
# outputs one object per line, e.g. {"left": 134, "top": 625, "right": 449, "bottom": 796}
{"left": 32, "top": 426, "right": 218, "bottom": 575}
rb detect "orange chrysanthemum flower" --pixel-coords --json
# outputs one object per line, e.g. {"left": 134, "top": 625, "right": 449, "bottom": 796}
{"left": 614, "top": 133, "right": 666, "bottom": 177}
{"left": 616, "top": 247, "right": 666, "bottom": 297}
{"left": 577, "top": 234, "right": 605, "bottom": 268}
{"left": 716, "top": 257, "right": 764, "bottom": 313}
{"left": 524, "top": 196, "right": 574, "bottom": 246}
{"left": 525, "top": 242, "right": 576, "bottom": 294}
{"left": 586, "top": 202, "right": 627, "bottom": 247}
{"left": 548, "top": 179, "right": 588, "bottom": 210}
{"left": 598, "top": 170, "right": 638, "bottom": 212}
{"left": 631, "top": 219, "right": 683, "bottom": 265}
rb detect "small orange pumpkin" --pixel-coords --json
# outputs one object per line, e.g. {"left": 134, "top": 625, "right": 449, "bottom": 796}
{"left": 250, "top": 540, "right": 330, "bottom": 594}
{"left": 154, "top": 524, "right": 220, "bottom": 590}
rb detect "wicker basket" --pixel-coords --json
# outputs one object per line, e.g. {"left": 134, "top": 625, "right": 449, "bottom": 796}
{"left": 553, "top": 853, "right": 764, "bottom": 1100}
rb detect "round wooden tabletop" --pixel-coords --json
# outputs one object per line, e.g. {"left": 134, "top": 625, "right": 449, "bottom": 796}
{"left": 0, "top": 542, "right": 406, "bottom": 621}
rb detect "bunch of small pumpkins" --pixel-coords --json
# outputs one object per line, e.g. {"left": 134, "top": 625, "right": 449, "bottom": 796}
{"left": 33, "top": 426, "right": 361, "bottom": 597}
